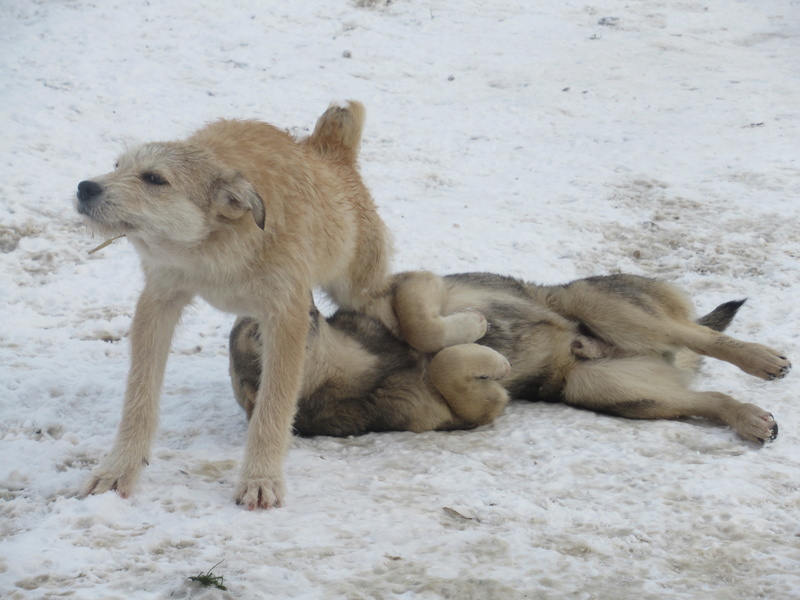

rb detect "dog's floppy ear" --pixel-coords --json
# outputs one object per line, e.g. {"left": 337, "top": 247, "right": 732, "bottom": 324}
{"left": 213, "top": 172, "right": 266, "bottom": 230}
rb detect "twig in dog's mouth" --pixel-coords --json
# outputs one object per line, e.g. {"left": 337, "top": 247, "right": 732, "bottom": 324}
{"left": 88, "top": 235, "right": 126, "bottom": 255}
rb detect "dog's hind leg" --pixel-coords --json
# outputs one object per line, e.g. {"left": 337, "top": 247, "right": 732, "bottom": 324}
{"left": 540, "top": 276, "right": 699, "bottom": 355}
{"left": 429, "top": 344, "right": 511, "bottom": 427}
{"left": 83, "top": 285, "right": 192, "bottom": 498}
{"left": 563, "top": 357, "right": 778, "bottom": 442}
{"left": 668, "top": 323, "right": 791, "bottom": 381}
{"left": 547, "top": 278, "right": 791, "bottom": 381}
{"left": 393, "top": 271, "right": 487, "bottom": 353}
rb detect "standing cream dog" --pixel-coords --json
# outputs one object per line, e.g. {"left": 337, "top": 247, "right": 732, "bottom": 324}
{"left": 76, "top": 101, "right": 391, "bottom": 509}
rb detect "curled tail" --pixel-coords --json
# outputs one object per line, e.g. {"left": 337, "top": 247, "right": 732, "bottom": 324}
{"left": 697, "top": 299, "right": 746, "bottom": 332}
{"left": 305, "top": 100, "right": 366, "bottom": 164}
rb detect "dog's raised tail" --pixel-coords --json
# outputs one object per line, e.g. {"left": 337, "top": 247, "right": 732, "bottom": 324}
{"left": 697, "top": 299, "right": 746, "bottom": 332}
{"left": 305, "top": 100, "right": 366, "bottom": 164}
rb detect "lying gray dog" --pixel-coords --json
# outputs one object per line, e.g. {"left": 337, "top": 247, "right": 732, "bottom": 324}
{"left": 230, "top": 271, "right": 789, "bottom": 442}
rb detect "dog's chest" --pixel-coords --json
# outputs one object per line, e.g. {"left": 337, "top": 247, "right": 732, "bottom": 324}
{"left": 151, "top": 263, "right": 269, "bottom": 317}
{"left": 197, "top": 284, "right": 265, "bottom": 317}
{"left": 140, "top": 242, "right": 286, "bottom": 317}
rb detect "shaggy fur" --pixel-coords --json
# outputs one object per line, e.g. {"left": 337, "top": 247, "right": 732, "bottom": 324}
{"left": 230, "top": 272, "right": 790, "bottom": 442}
{"left": 76, "top": 101, "right": 391, "bottom": 509}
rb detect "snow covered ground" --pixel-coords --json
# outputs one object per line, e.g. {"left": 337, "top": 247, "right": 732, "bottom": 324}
{"left": 2, "top": 0, "right": 799, "bottom": 598}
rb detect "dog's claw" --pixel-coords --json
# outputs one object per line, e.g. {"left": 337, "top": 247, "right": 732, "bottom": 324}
{"left": 766, "top": 415, "right": 779, "bottom": 441}
{"left": 733, "top": 404, "right": 779, "bottom": 443}
{"left": 234, "top": 476, "right": 285, "bottom": 510}
{"left": 757, "top": 413, "right": 779, "bottom": 442}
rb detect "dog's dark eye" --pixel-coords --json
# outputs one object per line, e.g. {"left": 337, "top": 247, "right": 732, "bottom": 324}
{"left": 142, "top": 173, "right": 168, "bottom": 186}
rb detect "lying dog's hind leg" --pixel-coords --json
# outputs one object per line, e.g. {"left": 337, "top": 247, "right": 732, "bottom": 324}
{"left": 429, "top": 344, "right": 511, "bottom": 427}
{"left": 669, "top": 323, "right": 791, "bottom": 381}
{"left": 393, "top": 271, "right": 487, "bottom": 353}
{"left": 563, "top": 357, "right": 778, "bottom": 442}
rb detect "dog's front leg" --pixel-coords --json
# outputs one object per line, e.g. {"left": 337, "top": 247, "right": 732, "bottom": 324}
{"left": 82, "top": 284, "right": 190, "bottom": 498}
{"left": 235, "top": 302, "right": 308, "bottom": 510}
{"left": 393, "top": 271, "right": 488, "bottom": 353}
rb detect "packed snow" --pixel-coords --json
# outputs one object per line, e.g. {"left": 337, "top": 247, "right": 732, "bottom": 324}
{"left": 2, "top": 1, "right": 799, "bottom": 598}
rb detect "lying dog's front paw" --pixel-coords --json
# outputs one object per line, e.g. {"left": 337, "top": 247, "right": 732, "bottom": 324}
{"left": 477, "top": 349, "right": 511, "bottom": 381}
{"left": 733, "top": 403, "right": 778, "bottom": 443}
{"left": 235, "top": 477, "right": 286, "bottom": 510}
{"left": 442, "top": 310, "right": 488, "bottom": 346}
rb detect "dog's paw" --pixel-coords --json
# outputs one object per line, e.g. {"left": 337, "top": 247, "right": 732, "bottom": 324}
{"left": 234, "top": 476, "right": 286, "bottom": 510}
{"left": 442, "top": 310, "right": 488, "bottom": 346}
{"left": 744, "top": 344, "right": 791, "bottom": 381}
{"left": 477, "top": 348, "right": 511, "bottom": 381}
{"left": 733, "top": 404, "right": 778, "bottom": 443}
{"left": 81, "top": 455, "right": 146, "bottom": 499}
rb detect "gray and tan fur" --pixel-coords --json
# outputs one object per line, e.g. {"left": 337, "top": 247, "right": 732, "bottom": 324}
{"left": 230, "top": 272, "right": 789, "bottom": 442}
{"left": 76, "top": 101, "right": 391, "bottom": 509}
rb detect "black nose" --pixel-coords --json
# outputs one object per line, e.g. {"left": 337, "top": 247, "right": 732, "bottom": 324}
{"left": 77, "top": 180, "right": 103, "bottom": 203}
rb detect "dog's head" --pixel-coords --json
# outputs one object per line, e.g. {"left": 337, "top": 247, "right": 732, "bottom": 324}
{"left": 76, "top": 142, "right": 265, "bottom": 246}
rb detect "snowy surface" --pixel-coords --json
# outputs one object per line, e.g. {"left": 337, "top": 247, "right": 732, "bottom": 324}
{"left": 2, "top": 0, "right": 800, "bottom": 598}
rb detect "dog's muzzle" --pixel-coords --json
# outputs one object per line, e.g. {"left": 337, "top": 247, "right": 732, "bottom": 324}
{"left": 76, "top": 180, "right": 103, "bottom": 215}
{"left": 77, "top": 180, "right": 103, "bottom": 203}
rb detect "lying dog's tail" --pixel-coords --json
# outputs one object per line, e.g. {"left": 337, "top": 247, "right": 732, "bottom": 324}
{"left": 697, "top": 299, "right": 746, "bottom": 332}
{"left": 305, "top": 100, "right": 366, "bottom": 164}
